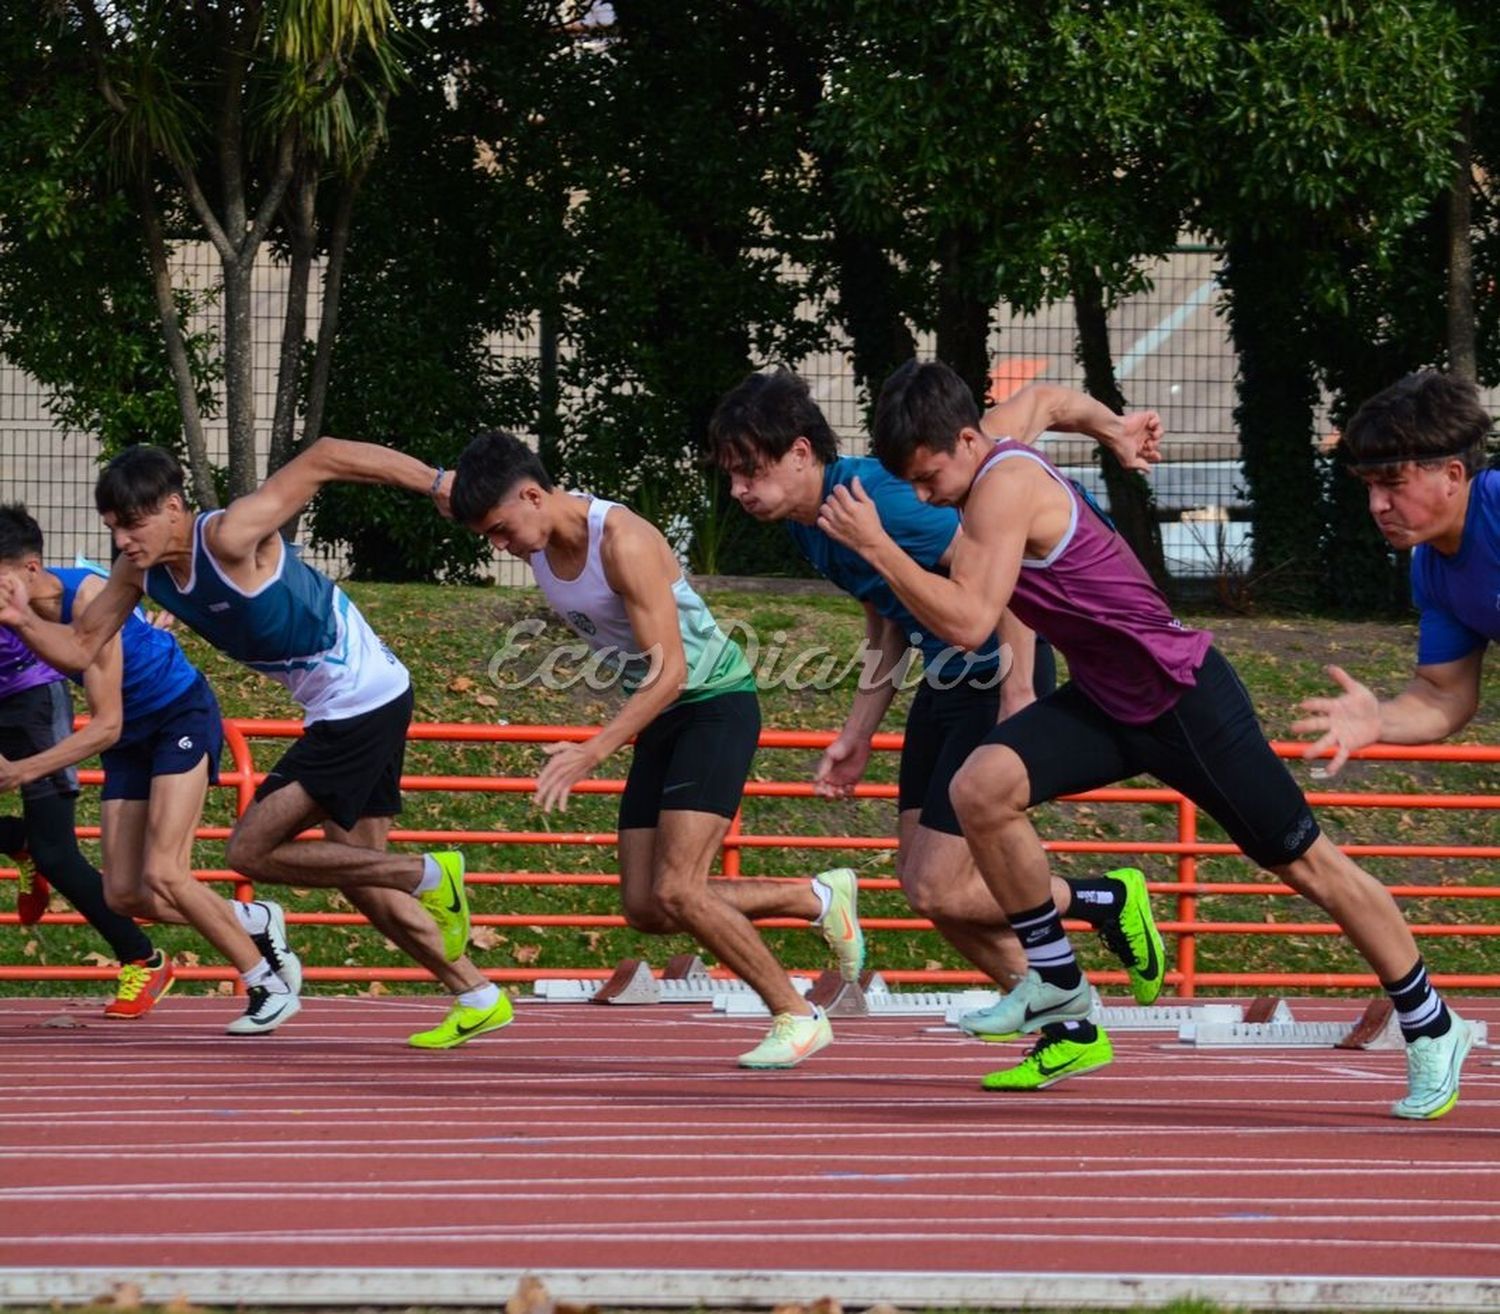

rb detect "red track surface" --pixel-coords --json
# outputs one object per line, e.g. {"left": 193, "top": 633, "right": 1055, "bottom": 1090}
{"left": 2, "top": 995, "right": 1498, "bottom": 1305}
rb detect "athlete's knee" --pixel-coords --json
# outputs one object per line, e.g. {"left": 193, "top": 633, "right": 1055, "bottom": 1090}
{"left": 950, "top": 751, "right": 1027, "bottom": 830}
{"left": 653, "top": 874, "right": 711, "bottom": 927}
{"left": 224, "top": 825, "right": 272, "bottom": 878}
{"left": 620, "top": 887, "right": 677, "bottom": 935}
{"left": 25, "top": 826, "right": 83, "bottom": 878}
{"left": 104, "top": 884, "right": 153, "bottom": 919}
{"left": 900, "top": 860, "right": 955, "bottom": 921}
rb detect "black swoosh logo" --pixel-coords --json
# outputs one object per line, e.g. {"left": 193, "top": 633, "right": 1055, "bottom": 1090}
{"left": 253, "top": 999, "right": 290, "bottom": 1026}
{"left": 456, "top": 1014, "right": 495, "bottom": 1035}
{"left": 1023, "top": 1003, "right": 1055, "bottom": 1023}
{"left": 446, "top": 880, "right": 463, "bottom": 913}
{"left": 1036, "top": 1054, "right": 1082, "bottom": 1078}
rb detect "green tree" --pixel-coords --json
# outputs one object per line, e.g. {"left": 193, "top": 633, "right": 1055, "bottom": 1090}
{"left": 67, "top": 0, "right": 404, "bottom": 504}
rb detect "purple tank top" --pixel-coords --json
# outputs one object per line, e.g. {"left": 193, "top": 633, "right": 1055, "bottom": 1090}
{"left": 0, "top": 627, "right": 65, "bottom": 702}
{"left": 973, "top": 441, "right": 1212, "bottom": 724}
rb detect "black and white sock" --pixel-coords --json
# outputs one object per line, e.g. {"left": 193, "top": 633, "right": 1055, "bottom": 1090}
{"left": 1010, "top": 899, "right": 1083, "bottom": 991}
{"left": 1383, "top": 958, "right": 1452, "bottom": 1043}
{"left": 1062, "top": 874, "right": 1127, "bottom": 928}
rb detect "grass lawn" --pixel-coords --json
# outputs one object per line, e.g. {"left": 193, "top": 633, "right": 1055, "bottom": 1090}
{"left": 4, "top": 582, "right": 1496, "bottom": 997}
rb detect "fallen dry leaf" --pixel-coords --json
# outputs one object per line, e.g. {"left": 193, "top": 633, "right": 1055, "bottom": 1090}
{"left": 507, "top": 1273, "right": 554, "bottom": 1314}
{"left": 469, "top": 925, "right": 502, "bottom": 952}
{"left": 448, "top": 676, "right": 475, "bottom": 693}
{"left": 513, "top": 943, "right": 541, "bottom": 965}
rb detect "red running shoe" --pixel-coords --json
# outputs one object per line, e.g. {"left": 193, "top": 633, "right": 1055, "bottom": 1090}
{"left": 104, "top": 951, "right": 175, "bottom": 1019}
{"left": 11, "top": 849, "right": 49, "bottom": 926}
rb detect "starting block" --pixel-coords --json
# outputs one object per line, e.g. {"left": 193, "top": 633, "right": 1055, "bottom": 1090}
{"left": 1180, "top": 996, "right": 1490, "bottom": 1048}
{"left": 714, "top": 972, "right": 886, "bottom": 1016}
{"left": 589, "top": 958, "right": 660, "bottom": 1005}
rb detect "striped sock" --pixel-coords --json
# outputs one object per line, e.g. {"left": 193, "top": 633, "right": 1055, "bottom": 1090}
{"left": 1383, "top": 958, "right": 1452, "bottom": 1043}
{"left": 1010, "top": 899, "right": 1083, "bottom": 991}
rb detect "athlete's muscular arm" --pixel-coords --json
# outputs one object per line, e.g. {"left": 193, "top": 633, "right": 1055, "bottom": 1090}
{"left": 1292, "top": 650, "right": 1484, "bottom": 776}
{"left": 819, "top": 466, "right": 1040, "bottom": 654}
{"left": 207, "top": 437, "right": 446, "bottom": 565}
{"left": 0, "top": 557, "right": 143, "bottom": 673}
{"left": 983, "top": 383, "right": 1162, "bottom": 472}
{"left": 815, "top": 605, "right": 907, "bottom": 800}
{"left": 0, "top": 633, "right": 126, "bottom": 794}
{"left": 533, "top": 510, "right": 689, "bottom": 813}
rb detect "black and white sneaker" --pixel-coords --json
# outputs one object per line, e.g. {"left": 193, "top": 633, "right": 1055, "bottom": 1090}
{"left": 225, "top": 985, "right": 301, "bottom": 1036}
{"left": 248, "top": 899, "right": 303, "bottom": 996}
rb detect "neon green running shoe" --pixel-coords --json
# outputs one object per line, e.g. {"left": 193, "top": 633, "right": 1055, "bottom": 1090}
{"left": 1098, "top": 867, "right": 1166, "bottom": 1005}
{"left": 1392, "top": 1014, "right": 1473, "bottom": 1120}
{"left": 409, "top": 992, "right": 514, "bottom": 1050}
{"left": 813, "top": 867, "right": 864, "bottom": 982}
{"left": 417, "top": 851, "right": 470, "bottom": 962}
{"left": 981, "top": 1025, "right": 1114, "bottom": 1090}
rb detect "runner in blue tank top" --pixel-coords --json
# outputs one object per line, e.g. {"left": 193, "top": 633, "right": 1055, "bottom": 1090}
{"left": 819, "top": 358, "right": 1473, "bottom": 1119}
{"left": 706, "top": 370, "right": 1168, "bottom": 1043}
{"left": 0, "top": 443, "right": 505, "bottom": 1049}
{"left": 0, "top": 509, "right": 301, "bottom": 1033}
{"left": 1295, "top": 370, "right": 1496, "bottom": 773}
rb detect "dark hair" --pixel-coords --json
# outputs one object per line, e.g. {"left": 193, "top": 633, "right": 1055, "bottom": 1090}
{"left": 871, "top": 359, "right": 981, "bottom": 476}
{"left": 707, "top": 370, "right": 840, "bottom": 475}
{"left": 1341, "top": 371, "right": 1490, "bottom": 476}
{"left": 0, "top": 504, "right": 44, "bottom": 563}
{"left": 95, "top": 445, "right": 186, "bottom": 524}
{"left": 451, "top": 429, "right": 555, "bottom": 524}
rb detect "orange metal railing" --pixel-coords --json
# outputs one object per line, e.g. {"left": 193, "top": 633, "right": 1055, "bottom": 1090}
{"left": 2, "top": 718, "right": 1496, "bottom": 993}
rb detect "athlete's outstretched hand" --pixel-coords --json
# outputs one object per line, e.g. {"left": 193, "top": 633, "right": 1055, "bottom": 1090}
{"left": 1291, "top": 664, "right": 1381, "bottom": 777}
{"left": 0, "top": 752, "right": 22, "bottom": 795}
{"left": 814, "top": 733, "right": 872, "bottom": 799}
{"left": 818, "top": 478, "right": 888, "bottom": 558}
{"left": 1103, "top": 411, "right": 1164, "bottom": 473}
{"left": 534, "top": 739, "right": 602, "bottom": 813}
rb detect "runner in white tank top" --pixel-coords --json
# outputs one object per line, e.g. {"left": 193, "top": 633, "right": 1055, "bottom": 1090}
{"left": 451, "top": 429, "right": 869, "bottom": 1068}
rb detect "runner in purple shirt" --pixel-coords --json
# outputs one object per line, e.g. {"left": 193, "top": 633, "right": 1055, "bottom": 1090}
{"left": 818, "top": 358, "right": 1473, "bottom": 1120}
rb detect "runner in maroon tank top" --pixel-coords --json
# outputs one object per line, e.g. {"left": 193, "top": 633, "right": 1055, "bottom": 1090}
{"left": 817, "top": 358, "right": 1473, "bottom": 1120}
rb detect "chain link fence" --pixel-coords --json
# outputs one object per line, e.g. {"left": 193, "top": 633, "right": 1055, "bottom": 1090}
{"left": 0, "top": 243, "right": 1415, "bottom": 583}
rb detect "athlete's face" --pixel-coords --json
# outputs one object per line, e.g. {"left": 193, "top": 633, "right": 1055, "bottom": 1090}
{"left": 1355, "top": 459, "right": 1468, "bottom": 550}
{"left": 101, "top": 496, "right": 182, "bottom": 567}
{"left": 469, "top": 482, "right": 550, "bottom": 558}
{"left": 902, "top": 433, "right": 984, "bottom": 508}
{"left": 725, "top": 438, "right": 817, "bottom": 522}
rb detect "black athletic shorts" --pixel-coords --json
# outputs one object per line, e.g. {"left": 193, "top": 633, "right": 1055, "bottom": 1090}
{"left": 618, "top": 690, "right": 760, "bottom": 829}
{"left": 255, "top": 686, "right": 413, "bottom": 830}
{"left": 0, "top": 682, "right": 79, "bottom": 802}
{"left": 980, "top": 646, "right": 1321, "bottom": 869}
{"left": 899, "top": 642, "right": 1058, "bottom": 836}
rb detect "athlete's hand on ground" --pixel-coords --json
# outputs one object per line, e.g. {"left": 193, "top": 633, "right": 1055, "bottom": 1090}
{"left": 1105, "top": 411, "right": 1164, "bottom": 473}
{"left": 430, "top": 469, "right": 455, "bottom": 519}
{"left": 534, "top": 740, "right": 601, "bottom": 813}
{"left": 818, "top": 478, "right": 888, "bottom": 557}
{"left": 814, "top": 735, "right": 872, "bottom": 799}
{"left": 1291, "top": 664, "right": 1380, "bottom": 777}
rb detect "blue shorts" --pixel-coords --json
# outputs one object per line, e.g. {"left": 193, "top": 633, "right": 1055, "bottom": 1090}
{"left": 100, "top": 672, "right": 223, "bottom": 802}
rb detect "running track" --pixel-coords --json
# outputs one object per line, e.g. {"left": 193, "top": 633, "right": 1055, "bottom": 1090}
{"left": 2, "top": 995, "right": 1498, "bottom": 1310}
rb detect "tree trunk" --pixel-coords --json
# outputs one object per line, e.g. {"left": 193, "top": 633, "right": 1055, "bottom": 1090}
{"left": 1071, "top": 267, "right": 1169, "bottom": 591}
{"left": 1446, "top": 107, "right": 1476, "bottom": 383}
{"left": 268, "top": 167, "right": 317, "bottom": 479}
{"left": 934, "top": 227, "right": 992, "bottom": 408}
{"left": 1222, "top": 235, "right": 1323, "bottom": 608}
{"left": 220, "top": 258, "right": 258, "bottom": 498}
{"left": 138, "top": 182, "right": 218, "bottom": 509}
{"left": 830, "top": 225, "right": 917, "bottom": 426}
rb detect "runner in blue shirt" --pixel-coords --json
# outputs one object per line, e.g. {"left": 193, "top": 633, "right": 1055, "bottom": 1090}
{"left": 1295, "top": 370, "right": 1496, "bottom": 772}
{"left": 0, "top": 507, "right": 301, "bottom": 1033}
